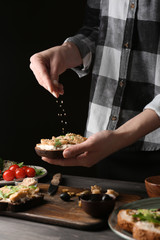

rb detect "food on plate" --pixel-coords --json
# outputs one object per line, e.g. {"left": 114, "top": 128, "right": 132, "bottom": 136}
{"left": 35, "top": 133, "right": 87, "bottom": 159}
{"left": 25, "top": 167, "right": 36, "bottom": 177}
{"left": 0, "top": 159, "right": 46, "bottom": 181}
{"left": 117, "top": 208, "right": 160, "bottom": 240}
{"left": 15, "top": 168, "right": 26, "bottom": 179}
{"left": 3, "top": 165, "right": 36, "bottom": 181}
{"left": 0, "top": 178, "right": 44, "bottom": 211}
{"left": 117, "top": 209, "right": 138, "bottom": 232}
{"left": 17, "top": 177, "right": 38, "bottom": 186}
{"left": 133, "top": 221, "right": 160, "bottom": 240}
{"left": 0, "top": 159, "right": 19, "bottom": 173}
{"left": 3, "top": 170, "right": 15, "bottom": 182}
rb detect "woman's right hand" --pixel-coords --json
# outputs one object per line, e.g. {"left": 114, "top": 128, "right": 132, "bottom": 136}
{"left": 30, "top": 42, "right": 82, "bottom": 98}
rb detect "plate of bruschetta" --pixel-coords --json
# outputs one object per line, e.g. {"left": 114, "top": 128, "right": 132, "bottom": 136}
{"left": 108, "top": 197, "right": 160, "bottom": 240}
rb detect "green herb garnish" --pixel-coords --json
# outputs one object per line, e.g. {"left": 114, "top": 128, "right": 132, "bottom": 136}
{"left": 0, "top": 190, "right": 4, "bottom": 199}
{"left": 0, "top": 186, "right": 22, "bottom": 199}
{"left": 132, "top": 209, "right": 160, "bottom": 224}
{"left": 28, "top": 185, "right": 37, "bottom": 189}
{"left": 34, "top": 167, "right": 45, "bottom": 176}
{"left": 54, "top": 139, "right": 62, "bottom": 147}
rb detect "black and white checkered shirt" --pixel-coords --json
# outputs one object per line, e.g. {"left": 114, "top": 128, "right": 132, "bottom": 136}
{"left": 66, "top": 0, "right": 160, "bottom": 151}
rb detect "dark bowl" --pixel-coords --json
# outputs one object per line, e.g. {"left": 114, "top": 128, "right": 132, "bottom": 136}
{"left": 145, "top": 175, "right": 160, "bottom": 198}
{"left": 35, "top": 147, "right": 64, "bottom": 159}
{"left": 80, "top": 194, "right": 115, "bottom": 218}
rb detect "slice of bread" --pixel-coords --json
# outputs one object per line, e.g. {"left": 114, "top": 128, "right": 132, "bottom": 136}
{"left": 0, "top": 178, "right": 44, "bottom": 212}
{"left": 6, "top": 194, "right": 44, "bottom": 212}
{"left": 35, "top": 147, "right": 64, "bottom": 159}
{"left": 117, "top": 208, "right": 160, "bottom": 240}
{"left": 133, "top": 221, "right": 160, "bottom": 240}
{"left": 35, "top": 133, "right": 87, "bottom": 159}
{"left": 117, "top": 209, "right": 138, "bottom": 232}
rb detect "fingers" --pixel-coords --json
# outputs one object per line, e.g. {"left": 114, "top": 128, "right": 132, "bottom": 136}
{"left": 52, "top": 80, "right": 64, "bottom": 97}
{"left": 41, "top": 157, "right": 82, "bottom": 166}
{"left": 41, "top": 150, "right": 97, "bottom": 167}
{"left": 41, "top": 139, "right": 98, "bottom": 167}
{"left": 30, "top": 60, "right": 51, "bottom": 91}
{"left": 30, "top": 54, "right": 64, "bottom": 98}
{"left": 41, "top": 153, "right": 89, "bottom": 167}
{"left": 63, "top": 142, "right": 89, "bottom": 158}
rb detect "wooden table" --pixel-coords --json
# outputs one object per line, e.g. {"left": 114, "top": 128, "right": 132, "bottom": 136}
{"left": 0, "top": 175, "right": 147, "bottom": 240}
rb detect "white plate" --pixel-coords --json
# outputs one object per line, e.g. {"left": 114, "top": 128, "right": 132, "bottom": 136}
{"left": 0, "top": 165, "right": 47, "bottom": 185}
{"left": 108, "top": 197, "right": 160, "bottom": 240}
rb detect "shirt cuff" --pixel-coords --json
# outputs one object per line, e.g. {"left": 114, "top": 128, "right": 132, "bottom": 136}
{"left": 82, "top": 52, "right": 92, "bottom": 71}
{"left": 144, "top": 94, "right": 160, "bottom": 118}
{"left": 64, "top": 37, "right": 92, "bottom": 78}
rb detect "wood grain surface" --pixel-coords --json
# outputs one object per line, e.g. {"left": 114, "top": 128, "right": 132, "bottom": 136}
{"left": 0, "top": 183, "right": 142, "bottom": 230}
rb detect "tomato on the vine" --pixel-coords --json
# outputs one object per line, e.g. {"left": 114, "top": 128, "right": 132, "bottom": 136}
{"left": 3, "top": 170, "right": 15, "bottom": 181}
{"left": 15, "top": 168, "right": 26, "bottom": 179}
{"left": 26, "top": 167, "right": 36, "bottom": 177}
{"left": 2, "top": 163, "right": 38, "bottom": 181}
{"left": 21, "top": 166, "right": 28, "bottom": 172}
{"left": 9, "top": 164, "right": 19, "bottom": 172}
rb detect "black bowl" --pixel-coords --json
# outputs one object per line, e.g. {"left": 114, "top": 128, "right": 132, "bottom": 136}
{"left": 80, "top": 194, "right": 115, "bottom": 218}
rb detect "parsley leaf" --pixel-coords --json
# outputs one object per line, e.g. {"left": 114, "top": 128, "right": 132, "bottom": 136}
{"left": 34, "top": 167, "right": 45, "bottom": 176}
{"left": 132, "top": 209, "right": 160, "bottom": 224}
{"left": 54, "top": 139, "right": 62, "bottom": 147}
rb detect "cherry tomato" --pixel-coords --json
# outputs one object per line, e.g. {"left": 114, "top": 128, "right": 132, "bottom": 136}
{"left": 21, "top": 166, "right": 28, "bottom": 172}
{"left": 9, "top": 164, "right": 19, "bottom": 172}
{"left": 3, "top": 170, "right": 15, "bottom": 181}
{"left": 26, "top": 167, "right": 36, "bottom": 177}
{"left": 15, "top": 168, "right": 26, "bottom": 179}
{"left": 0, "top": 170, "right": 1, "bottom": 174}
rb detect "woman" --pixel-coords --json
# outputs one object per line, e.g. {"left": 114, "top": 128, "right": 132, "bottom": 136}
{"left": 30, "top": 0, "right": 160, "bottom": 181}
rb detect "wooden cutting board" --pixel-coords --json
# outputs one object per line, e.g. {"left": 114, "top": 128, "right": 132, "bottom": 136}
{"left": 0, "top": 183, "right": 142, "bottom": 230}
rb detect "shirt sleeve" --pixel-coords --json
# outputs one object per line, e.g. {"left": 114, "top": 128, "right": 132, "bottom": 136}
{"left": 144, "top": 94, "right": 160, "bottom": 118}
{"left": 65, "top": 0, "right": 101, "bottom": 77}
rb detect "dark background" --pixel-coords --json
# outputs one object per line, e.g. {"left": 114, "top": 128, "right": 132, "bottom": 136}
{"left": 1, "top": 1, "right": 159, "bottom": 183}
{"left": 0, "top": 0, "right": 99, "bottom": 178}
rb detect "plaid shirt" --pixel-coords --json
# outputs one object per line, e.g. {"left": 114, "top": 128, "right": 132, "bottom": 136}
{"left": 66, "top": 0, "right": 160, "bottom": 151}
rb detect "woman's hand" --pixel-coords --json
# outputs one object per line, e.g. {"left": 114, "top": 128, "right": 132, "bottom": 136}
{"left": 42, "top": 130, "right": 117, "bottom": 167}
{"left": 30, "top": 42, "right": 82, "bottom": 98}
{"left": 41, "top": 109, "right": 160, "bottom": 167}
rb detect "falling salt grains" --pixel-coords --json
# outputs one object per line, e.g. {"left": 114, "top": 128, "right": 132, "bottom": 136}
{"left": 56, "top": 99, "right": 68, "bottom": 134}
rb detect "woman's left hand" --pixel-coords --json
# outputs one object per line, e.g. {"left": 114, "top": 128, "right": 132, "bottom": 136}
{"left": 42, "top": 130, "right": 117, "bottom": 167}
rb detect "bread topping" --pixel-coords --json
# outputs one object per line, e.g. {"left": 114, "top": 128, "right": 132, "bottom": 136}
{"left": 0, "top": 178, "right": 39, "bottom": 203}
{"left": 36, "top": 133, "right": 87, "bottom": 150}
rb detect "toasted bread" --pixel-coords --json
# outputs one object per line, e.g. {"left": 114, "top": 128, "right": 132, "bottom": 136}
{"left": 133, "top": 221, "right": 160, "bottom": 240}
{"left": 0, "top": 178, "right": 44, "bottom": 212}
{"left": 35, "top": 147, "right": 64, "bottom": 159}
{"left": 117, "top": 209, "right": 138, "bottom": 232}
{"left": 35, "top": 133, "right": 87, "bottom": 159}
{"left": 6, "top": 195, "right": 44, "bottom": 212}
{"left": 117, "top": 208, "right": 160, "bottom": 240}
